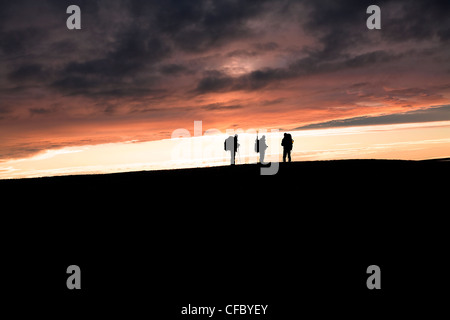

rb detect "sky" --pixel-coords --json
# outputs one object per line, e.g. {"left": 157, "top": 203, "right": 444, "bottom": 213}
{"left": 1, "top": 0, "right": 450, "bottom": 178}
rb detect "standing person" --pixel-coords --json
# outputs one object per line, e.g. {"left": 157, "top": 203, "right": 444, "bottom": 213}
{"left": 233, "top": 134, "right": 239, "bottom": 165}
{"left": 224, "top": 134, "right": 240, "bottom": 165}
{"left": 255, "top": 134, "right": 268, "bottom": 164}
{"left": 281, "top": 133, "right": 293, "bottom": 162}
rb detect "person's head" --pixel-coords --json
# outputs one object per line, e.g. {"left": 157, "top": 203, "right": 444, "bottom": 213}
{"left": 284, "top": 133, "right": 287, "bottom": 137}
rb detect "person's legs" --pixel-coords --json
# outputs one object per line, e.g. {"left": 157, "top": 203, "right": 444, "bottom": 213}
{"left": 283, "top": 149, "right": 287, "bottom": 162}
{"left": 260, "top": 150, "right": 265, "bottom": 164}
{"left": 288, "top": 150, "right": 291, "bottom": 162}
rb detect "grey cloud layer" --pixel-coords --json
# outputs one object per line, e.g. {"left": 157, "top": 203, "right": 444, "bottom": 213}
{"left": 297, "top": 105, "right": 450, "bottom": 129}
{"left": 2, "top": 0, "right": 449, "bottom": 101}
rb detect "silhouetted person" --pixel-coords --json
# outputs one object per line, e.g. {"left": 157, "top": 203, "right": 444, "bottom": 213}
{"left": 281, "top": 133, "right": 293, "bottom": 162}
{"left": 224, "top": 134, "right": 240, "bottom": 165}
{"left": 255, "top": 135, "right": 268, "bottom": 164}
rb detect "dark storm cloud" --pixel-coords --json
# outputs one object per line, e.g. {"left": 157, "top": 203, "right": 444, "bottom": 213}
{"left": 234, "top": 67, "right": 295, "bottom": 90}
{"left": 49, "top": 39, "right": 79, "bottom": 55}
{"left": 120, "top": 0, "right": 274, "bottom": 53}
{"left": 157, "top": 0, "right": 272, "bottom": 53}
{"left": 252, "top": 42, "right": 279, "bottom": 51}
{"left": 189, "top": 0, "right": 450, "bottom": 95}
{"left": 8, "top": 63, "right": 49, "bottom": 82}
{"left": 2, "top": 0, "right": 449, "bottom": 99}
{"left": 64, "top": 35, "right": 170, "bottom": 77}
{"left": 303, "top": 0, "right": 450, "bottom": 52}
{"left": 193, "top": 0, "right": 450, "bottom": 96}
{"left": 51, "top": 33, "right": 171, "bottom": 96}
{"left": 0, "top": 0, "right": 278, "bottom": 99}
{"left": 343, "top": 50, "right": 404, "bottom": 68}
{"left": 225, "top": 41, "right": 280, "bottom": 58}
{"left": 279, "top": 0, "right": 450, "bottom": 89}
{"left": 381, "top": 0, "right": 450, "bottom": 43}
{"left": 226, "top": 49, "right": 259, "bottom": 58}
{"left": 193, "top": 49, "right": 404, "bottom": 94}
{"left": 297, "top": 105, "right": 450, "bottom": 129}
{"left": 193, "top": 67, "right": 293, "bottom": 93}
{"left": 301, "top": 0, "right": 369, "bottom": 61}
{"left": 0, "top": 27, "right": 46, "bottom": 55}
{"left": 195, "top": 70, "right": 234, "bottom": 93}
{"left": 159, "top": 63, "right": 194, "bottom": 76}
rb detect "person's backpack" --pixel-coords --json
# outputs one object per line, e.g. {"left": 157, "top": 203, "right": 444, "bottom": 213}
{"left": 224, "top": 136, "right": 233, "bottom": 151}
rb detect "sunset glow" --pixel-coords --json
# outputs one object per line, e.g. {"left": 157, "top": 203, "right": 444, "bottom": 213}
{"left": 1, "top": 120, "right": 448, "bottom": 179}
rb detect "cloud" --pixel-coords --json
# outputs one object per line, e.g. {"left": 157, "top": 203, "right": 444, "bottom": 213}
{"left": 7, "top": 63, "right": 50, "bottom": 82}
{"left": 0, "top": 27, "right": 46, "bottom": 55}
{"left": 50, "top": 30, "right": 171, "bottom": 96}
{"left": 201, "top": 103, "right": 243, "bottom": 111}
{"left": 28, "top": 108, "right": 53, "bottom": 116}
{"left": 160, "top": 0, "right": 273, "bottom": 52}
{"left": 193, "top": 49, "right": 406, "bottom": 94}
{"left": 194, "top": 71, "right": 234, "bottom": 93}
{"left": 159, "top": 63, "right": 194, "bottom": 76}
{"left": 3, "top": 0, "right": 450, "bottom": 99}
{"left": 296, "top": 105, "right": 450, "bottom": 129}
{"left": 225, "top": 49, "right": 259, "bottom": 58}
{"left": 252, "top": 41, "right": 279, "bottom": 51}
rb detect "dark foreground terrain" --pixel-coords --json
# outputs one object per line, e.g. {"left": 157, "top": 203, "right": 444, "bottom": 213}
{"left": 1, "top": 159, "right": 449, "bottom": 318}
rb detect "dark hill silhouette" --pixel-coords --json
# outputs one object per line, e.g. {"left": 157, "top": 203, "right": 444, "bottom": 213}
{"left": 1, "top": 159, "right": 449, "bottom": 242}
{"left": 2, "top": 159, "right": 449, "bottom": 204}
{"left": 1, "top": 159, "right": 449, "bottom": 318}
